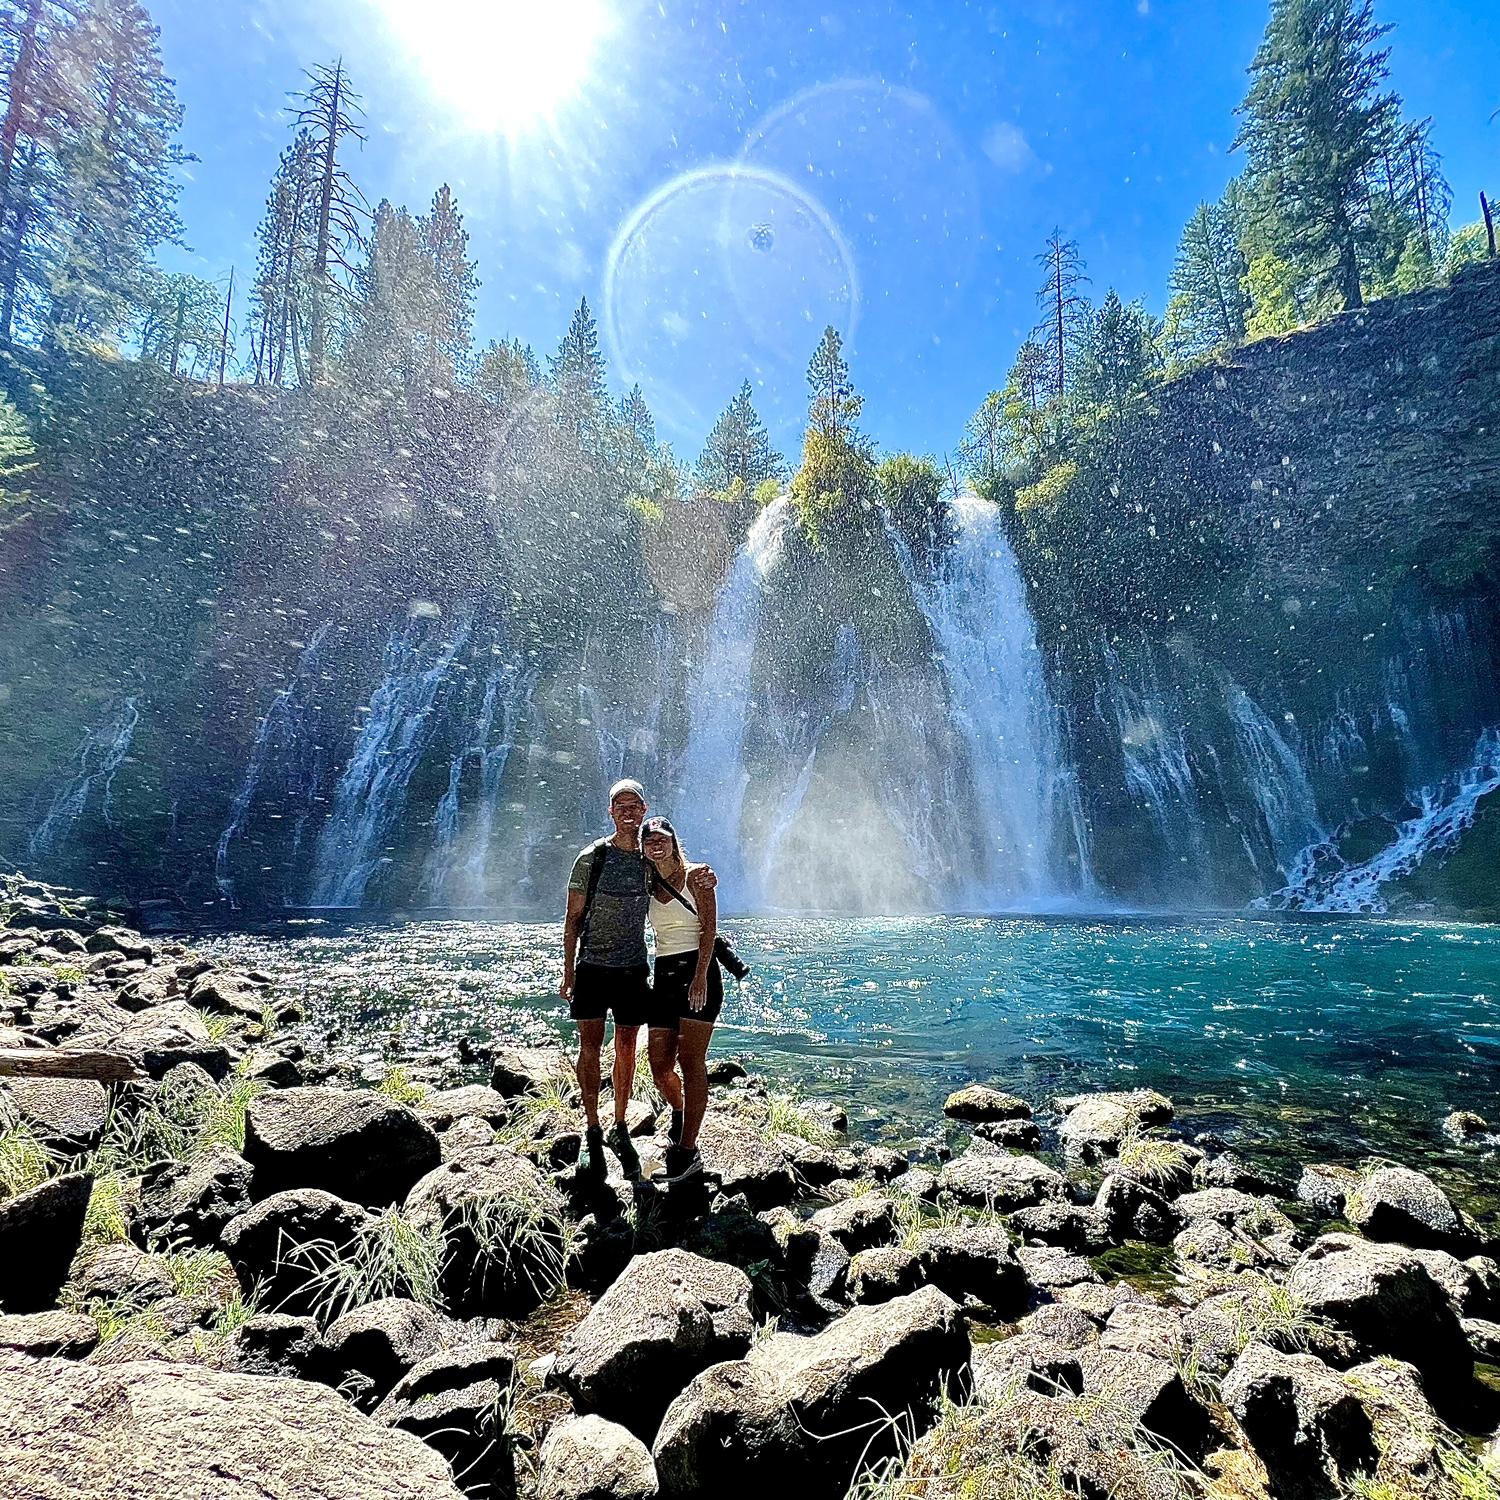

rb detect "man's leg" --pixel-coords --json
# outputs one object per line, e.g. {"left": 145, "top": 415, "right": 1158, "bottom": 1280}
{"left": 647, "top": 1028, "right": 684, "bottom": 1112}
{"left": 575, "top": 1018, "right": 606, "bottom": 1131}
{"left": 611, "top": 1023, "right": 640, "bottom": 1126}
{"left": 676, "top": 1019, "right": 715, "bottom": 1150}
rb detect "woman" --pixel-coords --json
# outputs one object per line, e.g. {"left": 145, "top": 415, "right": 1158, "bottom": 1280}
{"left": 640, "top": 815, "right": 721, "bottom": 1183}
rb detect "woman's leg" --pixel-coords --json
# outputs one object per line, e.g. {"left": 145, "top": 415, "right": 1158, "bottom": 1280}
{"left": 647, "top": 1027, "right": 683, "bottom": 1111}
{"left": 676, "top": 1018, "right": 714, "bottom": 1150}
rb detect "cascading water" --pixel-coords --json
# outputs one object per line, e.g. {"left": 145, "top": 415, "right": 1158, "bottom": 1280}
{"left": 1276, "top": 726, "right": 1500, "bottom": 913}
{"left": 215, "top": 624, "right": 332, "bottom": 907}
{"left": 895, "top": 494, "right": 1087, "bottom": 906}
{"left": 28, "top": 697, "right": 141, "bottom": 858}
{"left": 674, "top": 497, "right": 791, "bottom": 904}
{"left": 1224, "top": 683, "right": 1325, "bottom": 883}
{"left": 423, "top": 653, "right": 537, "bottom": 906}
{"left": 310, "top": 609, "right": 472, "bottom": 908}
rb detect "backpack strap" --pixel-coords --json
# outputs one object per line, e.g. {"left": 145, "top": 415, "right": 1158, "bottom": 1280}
{"left": 649, "top": 867, "right": 697, "bottom": 916}
{"left": 579, "top": 839, "right": 611, "bottom": 949}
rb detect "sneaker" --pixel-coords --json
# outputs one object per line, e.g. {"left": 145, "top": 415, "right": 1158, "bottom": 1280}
{"left": 578, "top": 1125, "right": 605, "bottom": 1178}
{"left": 669, "top": 1108, "right": 685, "bottom": 1147}
{"left": 662, "top": 1145, "right": 703, "bottom": 1184}
{"left": 608, "top": 1122, "right": 641, "bottom": 1180}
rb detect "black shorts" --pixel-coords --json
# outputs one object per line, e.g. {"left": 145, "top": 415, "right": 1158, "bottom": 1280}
{"left": 570, "top": 962, "right": 650, "bottom": 1026}
{"left": 648, "top": 952, "right": 723, "bottom": 1030}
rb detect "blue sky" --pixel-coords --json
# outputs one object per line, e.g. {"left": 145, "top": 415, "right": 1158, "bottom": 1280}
{"left": 155, "top": 0, "right": 1500, "bottom": 464}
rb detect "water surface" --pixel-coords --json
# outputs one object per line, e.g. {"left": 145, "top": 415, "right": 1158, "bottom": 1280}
{"left": 201, "top": 913, "right": 1500, "bottom": 1219}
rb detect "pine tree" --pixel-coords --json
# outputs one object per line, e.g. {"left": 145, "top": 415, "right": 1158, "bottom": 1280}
{"left": 1034, "top": 231, "right": 1091, "bottom": 397}
{"left": 345, "top": 198, "right": 435, "bottom": 398}
{"left": 250, "top": 129, "right": 317, "bottom": 384}
{"left": 806, "top": 325, "right": 862, "bottom": 442}
{"left": 695, "top": 378, "right": 785, "bottom": 499}
{"left": 134, "top": 267, "right": 222, "bottom": 377}
{"left": 0, "top": 390, "right": 35, "bottom": 528}
{"left": 43, "top": 0, "right": 187, "bottom": 350}
{"left": 1233, "top": 0, "right": 1401, "bottom": 310}
{"left": 293, "top": 59, "right": 367, "bottom": 383}
{"left": 1073, "top": 291, "right": 1161, "bottom": 443}
{"left": 1167, "top": 200, "right": 1250, "bottom": 357}
{"left": 474, "top": 336, "right": 540, "bottom": 408}
{"left": 418, "top": 184, "right": 476, "bottom": 383}
{"left": 549, "top": 295, "right": 606, "bottom": 430}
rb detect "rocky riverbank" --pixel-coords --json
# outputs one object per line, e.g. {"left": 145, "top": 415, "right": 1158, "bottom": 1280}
{"left": 2, "top": 870, "right": 1498, "bottom": 1499}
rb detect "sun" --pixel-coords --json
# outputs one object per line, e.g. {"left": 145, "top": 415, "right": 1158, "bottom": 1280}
{"left": 374, "top": 0, "right": 612, "bottom": 135}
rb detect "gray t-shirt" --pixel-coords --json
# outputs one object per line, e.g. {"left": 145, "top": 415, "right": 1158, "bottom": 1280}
{"left": 569, "top": 840, "right": 650, "bottom": 968}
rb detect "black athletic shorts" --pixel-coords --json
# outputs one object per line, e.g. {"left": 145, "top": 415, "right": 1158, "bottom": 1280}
{"left": 569, "top": 962, "right": 650, "bottom": 1025}
{"left": 648, "top": 952, "right": 723, "bottom": 1029}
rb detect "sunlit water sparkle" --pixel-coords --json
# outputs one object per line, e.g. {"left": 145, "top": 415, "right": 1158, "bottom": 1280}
{"left": 200, "top": 913, "right": 1500, "bottom": 1220}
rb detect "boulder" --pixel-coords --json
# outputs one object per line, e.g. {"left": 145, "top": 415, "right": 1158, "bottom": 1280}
{"left": 912, "top": 1225, "right": 1028, "bottom": 1315}
{"left": 942, "top": 1085, "right": 1031, "bottom": 1123}
{"left": 971, "top": 1331, "right": 1083, "bottom": 1399}
{"left": 0, "top": 1077, "right": 107, "bottom": 1151}
{"left": 245, "top": 1050, "right": 304, "bottom": 1089}
{"left": 1297, "top": 1164, "right": 1358, "bottom": 1218}
{"left": 1015, "top": 1246, "right": 1100, "bottom": 1291}
{"left": 1407, "top": 1247, "right": 1499, "bottom": 1319}
{"left": 1463, "top": 1316, "right": 1500, "bottom": 1360}
{"left": 652, "top": 1286, "right": 967, "bottom": 1497}
{"left": 223, "top": 1313, "right": 321, "bottom": 1380}
{"left": 318, "top": 1298, "right": 458, "bottom": 1411}
{"left": 808, "top": 1193, "right": 897, "bottom": 1255}
{"left": 220, "top": 1188, "right": 372, "bottom": 1317}
{"left": 857, "top": 1145, "right": 908, "bottom": 1182}
{"left": 1019, "top": 1302, "right": 1099, "bottom": 1350}
{"left": 1287, "top": 1234, "right": 1472, "bottom": 1406}
{"left": 847, "top": 1246, "right": 925, "bottom": 1304}
{"left": 894, "top": 1167, "right": 940, "bottom": 1203}
{"left": 245, "top": 1088, "right": 441, "bottom": 1207}
{"left": 1196, "top": 1151, "right": 1278, "bottom": 1196}
{"left": 1344, "top": 1165, "right": 1469, "bottom": 1251}
{"left": 1095, "top": 1173, "right": 1177, "bottom": 1244}
{"left": 418, "top": 1085, "right": 511, "bottom": 1132}
{"left": 1078, "top": 1344, "right": 1212, "bottom": 1454}
{"left": 116, "top": 1003, "right": 230, "bottom": 1080}
{"left": 1054, "top": 1090, "right": 1172, "bottom": 1156}
{"left": 84, "top": 926, "right": 154, "bottom": 961}
{"left": 1006, "top": 1202, "right": 1112, "bottom": 1254}
{"left": 404, "top": 1152, "right": 567, "bottom": 1318}
{"left": 1442, "top": 1110, "right": 1489, "bottom": 1143}
{"left": 488, "top": 1046, "right": 572, "bottom": 1098}
{"left": 537, "top": 1414, "right": 659, "bottom": 1500}
{"left": 1174, "top": 1187, "right": 1294, "bottom": 1237}
{"left": 695, "top": 1115, "right": 796, "bottom": 1210}
{"left": 439, "top": 1115, "right": 499, "bottom": 1161}
{"left": 1055, "top": 1280, "right": 1151, "bottom": 1323}
{"left": 938, "top": 1152, "right": 1065, "bottom": 1212}
{"left": 1343, "top": 1357, "right": 1449, "bottom": 1491}
{"left": 186, "top": 972, "right": 266, "bottom": 1019}
{"left": 970, "top": 1117, "right": 1043, "bottom": 1151}
{"left": 0, "top": 1171, "right": 92, "bottom": 1313}
{"left": 1099, "top": 1301, "right": 1186, "bottom": 1363}
{"left": 0, "top": 1309, "right": 99, "bottom": 1358}
{"left": 373, "top": 1342, "right": 519, "bottom": 1492}
{"left": 136, "top": 1143, "right": 253, "bottom": 1246}
{"left": 554, "top": 1249, "right": 755, "bottom": 1442}
{"left": 1222, "top": 1342, "right": 1377, "bottom": 1500}
{"left": 69, "top": 1243, "right": 175, "bottom": 1307}
{"left": 0, "top": 1350, "right": 463, "bottom": 1497}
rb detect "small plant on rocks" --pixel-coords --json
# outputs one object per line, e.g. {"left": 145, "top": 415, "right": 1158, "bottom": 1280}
{"left": 377, "top": 1064, "right": 428, "bottom": 1106}
{"left": 279, "top": 1206, "right": 447, "bottom": 1320}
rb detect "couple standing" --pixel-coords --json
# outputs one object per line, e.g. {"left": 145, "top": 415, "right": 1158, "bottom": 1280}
{"left": 560, "top": 778, "right": 724, "bottom": 1184}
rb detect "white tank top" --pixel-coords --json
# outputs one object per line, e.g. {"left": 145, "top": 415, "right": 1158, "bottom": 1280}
{"left": 648, "top": 878, "right": 702, "bottom": 958}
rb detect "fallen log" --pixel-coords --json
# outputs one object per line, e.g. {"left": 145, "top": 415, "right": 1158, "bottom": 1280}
{"left": 0, "top": 1048, "right": 146, "bottom": 1083}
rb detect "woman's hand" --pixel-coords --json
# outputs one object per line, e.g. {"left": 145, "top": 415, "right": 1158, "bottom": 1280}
{"left": 688, "top": 973, "right": 708, "bottom": 1012}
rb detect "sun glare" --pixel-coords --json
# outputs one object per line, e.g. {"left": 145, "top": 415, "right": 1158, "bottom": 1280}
{"left": 375, "top": 0, "right": 611, "bottom": 135}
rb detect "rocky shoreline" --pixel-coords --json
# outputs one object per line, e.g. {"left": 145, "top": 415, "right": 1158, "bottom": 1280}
{"left": 2, "top": 870, "right": 1498, "bottom": 1499}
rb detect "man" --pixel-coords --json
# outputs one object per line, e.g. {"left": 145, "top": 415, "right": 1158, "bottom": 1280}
{"left": 561, "top": 779, "right": 715, "bottom": 1177}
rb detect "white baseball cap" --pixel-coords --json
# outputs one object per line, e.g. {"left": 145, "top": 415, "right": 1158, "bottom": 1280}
{"left": 609, "top": 779, "right": 647, "bottom": 804}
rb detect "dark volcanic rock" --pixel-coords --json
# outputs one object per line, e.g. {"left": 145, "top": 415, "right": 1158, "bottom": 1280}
{"left": 554, "top": 1249, "right": 755, "bottom": 1442}
{"left": 1223, "top": 1342, "right": 1377, "bottom": 1500}
{"left": 537, "top": 1414, "right": 659, "bottom": 1500}
{"left": 942, "top": 1085, "right": 1031, "bottom": 1122}
{"left": 1007, "top": 1202, "right": 1113, "bottom": 1255}
{"left": 0, "top": 1309, "right": 99, "bottom": 1358}
{"left": 0, "top": 1171, "right": 92, "bottom": 1313}
{"left": 220, "top": 1188, "right": 372, "bottom": 1316}
{"left": 652, "top": 1286, "right": 967, "bottom": 1498}
{"left": 70, "top": 1243, "right": 175, "bottom": 1307}
{"left": 0, "top": 1350, "right": 463, "bottom": 1497}
{"left": 808, "top": 1193, "right": 897, "bottom": 1254}
{"left": 847, "top": 1246, "right": 926, "bottom": 1304}
{"left": 245, "top": 1088, "right": 441, "bottom": 1207}
{"left": 912, "top": 1225, "right": 1028, "bottom": 1315}
{"left": 418, "top": 1085, "right": 511, "bottom": 1132}
{"left": 488, "top": 1046, "right": 572, "bottom": 1098}
{"left": 318, "top": 1298, "right": 459, "bottom": 1411}
{"left": 695, "top": 1115, "right": 796, "bottom": 1210}
{"left": 1296, "top": 1164, "right": 1358, "bottom": 1218}
{"left": 136, "top": 1143, "right": 253, "bottom": 1246}
{"left": 0, "top": 1077, "right": 107, "bottom": 1152}
{"left": 1344, "top": 1164, "right": 1470, "bottom": 1251}
{"left": 1095, "top": 1173, "right": 1178, "bottom": 1244}
{"left": 223, "top": 1313, "right": 321, "bottom": 1379}
{"left": 1055, "top": 1090, "right": 1173, "bottom": 1156}
{"left": 938, "top": 1152, "right": 1065, "bottom": 1212}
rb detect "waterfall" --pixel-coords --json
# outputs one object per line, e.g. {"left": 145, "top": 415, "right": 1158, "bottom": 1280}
{"left": 215, "top": 624, "right": 332, "bottom": 907}
{"left": 1276, "top": 726, "right": 1500, "bottom": 913}
{"left": 28, "top": 697, "right": 141, "bottom": 858}
{"left": 893, "top": 494, "right": 1085, "bottom": 906}
{"left": 1224, "top": 684, "right": 1325, "bottom": 882}
{"left": 423, "top": 654, "right": 537, "bottom": 906}
{"left": 310, "top": 610, "right": 472, "bottom": 908}
{"left": 675, "top": 497, "right": 791, "bottom": 904}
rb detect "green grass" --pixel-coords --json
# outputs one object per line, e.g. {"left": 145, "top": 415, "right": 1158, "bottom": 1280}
{"left": 458, "top": 1187, "right": 575, "bottom": 1308}
{"left": 80, "top": 1170, "right": 133, "bottom": 1246}
{"left": 1224, "top": 1273, "right": 1334, "bottom": 1359}
{"left": 377, "top": 1065, "right": 428, "bottom": 1107}
{"left": 495, "top": 1076, "right": 577, "bottom": 1147}
{"left": 765, "top": 1093, "right": 839, "bottom": 1147}
{"left": 193, "top": 1008, "right": 236, "bottom": 1044}
{"left": 893, "top": 1192, "right": 1009, "bottom": 1252}
{"left": 1114, "top": 1132, "right": 1194, "bottom": 1191}
{"left": 276, "top": 1206, "right": 447, "bottom": 1321}
{"left": 0, "top": 1119, "right": 61, "bottom": 1199}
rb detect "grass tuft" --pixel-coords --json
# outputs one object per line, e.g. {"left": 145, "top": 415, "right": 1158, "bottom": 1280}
{"left": 764, "top": 1093, "right": 838, "bottom": 1147}
{"left": 277, "top": 1207, "right": 446, "bottom": 1321}
{"left": 81, "top": 1170, "right": 133, "bottom": 1247}
{"left": 459, "top": 1188, "right": 575, "bottom": 1308}
{"left": 1115, "top": 1131, "right": 1195, "bottom": 1191}
{"left": 377, "top": 1065, "right": 428, "bottom": 1107}
{"left": 0, "top": 1119, "right": 62, "bottom": 1199}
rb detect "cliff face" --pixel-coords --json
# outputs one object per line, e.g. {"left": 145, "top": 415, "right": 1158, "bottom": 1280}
{"left": 1, "top": 266, "right": 1497, "bottom": 918}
